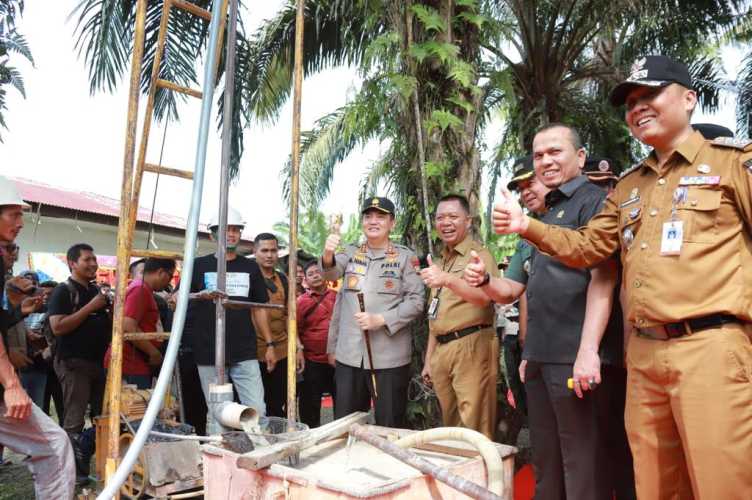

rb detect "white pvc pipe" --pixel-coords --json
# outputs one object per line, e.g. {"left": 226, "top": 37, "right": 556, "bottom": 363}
{"left": 394, "top": 427, "right": 504, "bottom": 494}
{"left": 215, "top": 401, "right": 259, "bottom": 431}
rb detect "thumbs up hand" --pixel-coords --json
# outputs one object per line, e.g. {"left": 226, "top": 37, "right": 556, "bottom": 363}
{"left": 493, "top": 186, "right": 528, "bottom": 234}
{"left": 419, "top": 254, "right": 447, "bottom": 289}
{"left": 463, "top": 250, "right": 487, "bottom": 287}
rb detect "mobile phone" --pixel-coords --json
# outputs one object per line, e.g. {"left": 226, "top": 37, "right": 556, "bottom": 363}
{"left": 418, "top": 254, "right": 432, "bottom": 269}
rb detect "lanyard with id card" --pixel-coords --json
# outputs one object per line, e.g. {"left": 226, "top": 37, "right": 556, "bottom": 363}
{"left": 428, "top": 255, "right": 457, "bottom": 320}
{"left": 661, "top": 186, "right": 686, "bottom": 256}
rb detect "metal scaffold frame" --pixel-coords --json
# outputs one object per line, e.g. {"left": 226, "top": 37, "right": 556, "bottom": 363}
{"left": 98, "top": 0, "right": 310, "bottom": 497}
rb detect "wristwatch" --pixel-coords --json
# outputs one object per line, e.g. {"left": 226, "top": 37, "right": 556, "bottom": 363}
{"left": 475, "top": 272, "right": 491, "bottom": 288}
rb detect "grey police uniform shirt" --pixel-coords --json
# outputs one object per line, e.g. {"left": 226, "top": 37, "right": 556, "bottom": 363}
{"left": 322, "top": 243, "right": 425, "bottom": 369}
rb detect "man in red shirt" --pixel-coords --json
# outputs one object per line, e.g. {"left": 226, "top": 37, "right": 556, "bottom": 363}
{"left": 105, "top": 258, "right": 175, "bottom": 389}
{"left": 296, "top": 261, "right": 337, "bottom": 428}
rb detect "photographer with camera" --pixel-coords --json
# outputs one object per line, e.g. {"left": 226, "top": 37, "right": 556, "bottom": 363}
{"left": 48, "top": 243, "right": 112, "bottom": 484}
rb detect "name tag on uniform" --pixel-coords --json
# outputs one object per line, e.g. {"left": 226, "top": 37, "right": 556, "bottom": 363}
{"left": 660, "top": 221, "right": 683, "bottom": 255}
{"left": 678, "top": 175, "right": 720, "bottom": 186}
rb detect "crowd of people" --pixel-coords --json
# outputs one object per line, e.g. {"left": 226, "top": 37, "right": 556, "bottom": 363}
{"left": 0, "top": 53, "right": 750, "bottom": 500}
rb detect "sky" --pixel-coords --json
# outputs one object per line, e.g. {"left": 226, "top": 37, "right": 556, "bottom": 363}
{"left": 0, "top": 1, "right": 744, "bottom": 242}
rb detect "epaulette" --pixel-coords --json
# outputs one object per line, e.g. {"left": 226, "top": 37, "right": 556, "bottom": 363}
{"left": 711, "top": 136, "right": 752, "bottom": 150}
{"left": 618, "top": 162, "right": 642, "bottom": 180}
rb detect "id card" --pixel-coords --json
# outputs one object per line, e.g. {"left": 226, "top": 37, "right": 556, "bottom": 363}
{"left": 427, "top": 297, "right": 440, "bottom": 320}
{"left": 660, "top": 221, "right": 683, "bottom": 255}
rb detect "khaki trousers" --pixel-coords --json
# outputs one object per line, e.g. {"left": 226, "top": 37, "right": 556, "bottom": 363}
{"left": 625, "top": 324, "right": 752, "bottom": 499}
{"left": 431, "top": 328, "right": 498, "bottom": 439}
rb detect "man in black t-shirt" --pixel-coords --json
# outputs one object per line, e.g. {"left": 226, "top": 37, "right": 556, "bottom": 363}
{"left": 185, "top": 208, "right": 275, "bottom": 421}
{"left": 48, "top": 243, "right": 111, "bottom": 480}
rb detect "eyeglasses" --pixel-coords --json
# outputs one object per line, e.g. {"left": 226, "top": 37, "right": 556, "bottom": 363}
{"left": 0, "top": 243, "right": 18, "bottom": 253}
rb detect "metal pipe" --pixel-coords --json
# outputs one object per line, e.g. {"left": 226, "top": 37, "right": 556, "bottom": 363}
{"left": 286, "top": 0, "right": 306, "bottom": 426}
{"left": 215, "top": 0, "right": 239, "bottom": 387}
{"left": 104, "top": 0, "right": 147, "bottom": 486}
{"left": 349, "top": 424, "right": 502, "bottom": 500}
{"left": 97, "top": 0, "right": 226, "bottom": 497}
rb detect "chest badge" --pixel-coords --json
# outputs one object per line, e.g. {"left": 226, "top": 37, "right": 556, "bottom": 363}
{"left": 622, "top": 228, "right": 635, "bottom": 248}
{"left": 629, "top": 207, "right": 641, "bottom": 220}
{"left": 697, "top": 164, "right": 711, "bottom": 174}
{"left": 629, "top": 187, "right": 639, "bottom": 199}
{"left": 556, "top": 210, "right": 565, "bottom": 219}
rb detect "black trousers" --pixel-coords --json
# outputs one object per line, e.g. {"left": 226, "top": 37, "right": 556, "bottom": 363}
{"left": 503, "top": 333, "right": 527, "bottom": 415}
{"left": 178, "top": 349, "right": 207, "bottom": 436}
{"left": 525, "top": 362, "right": 610, "bottom": 500}
{"left": 260, "top": 356, "right": 288, "bottom": 418}
{"left": 43, "top": 361, "right": 65, "bottom": 424}
{"left": 300, "top": 360, "right": 336, "bottom": 428}
{"left": 334, "top": 361, "right": 409, "bottom": 428}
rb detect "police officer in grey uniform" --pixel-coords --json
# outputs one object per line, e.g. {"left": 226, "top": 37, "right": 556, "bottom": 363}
{"left": 322, "top": 197, "right": 425, "bottom": 427}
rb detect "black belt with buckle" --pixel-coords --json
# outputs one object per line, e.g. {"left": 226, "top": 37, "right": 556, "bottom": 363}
{"left": 436, "top": 324, "right": 492, "bottom": 345}
{"left": 636, "top": 314, "right": 739, "bottom": 340}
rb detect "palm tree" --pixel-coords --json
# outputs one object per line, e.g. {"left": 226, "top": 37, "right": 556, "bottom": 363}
{"left": 0, "top": 0, "right": 34, "bottom": 140}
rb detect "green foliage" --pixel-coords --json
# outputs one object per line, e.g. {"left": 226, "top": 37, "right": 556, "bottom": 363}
{"left": 273, "top": 209, "right": 330, "bottom": 256}
{"left": 0, "top": 0, "right": 33, "bottom": 140}
{"left": 410, "top": 4, "right": 446, "bottom": 33}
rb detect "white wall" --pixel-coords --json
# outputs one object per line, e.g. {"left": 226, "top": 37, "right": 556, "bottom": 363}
{"left": 13, "top": 212, "right": 216, "bottom": 274}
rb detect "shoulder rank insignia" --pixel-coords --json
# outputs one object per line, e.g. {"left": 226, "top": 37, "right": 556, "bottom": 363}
{"left": 712, "top": 136, "right": 752, "bottom": 150}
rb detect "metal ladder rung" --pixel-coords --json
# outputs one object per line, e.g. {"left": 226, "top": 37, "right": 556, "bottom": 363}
{"left": 171, "top": 0, "right": 212, "bottom": 21}
{"left": 131, "top": 249, "right": 183, "bottom": 260}
{"left": 156, "top": 78, "right": 203, "bottom": 99}
{"left": 124, "top": 332, "right": 171, "bottom": 341}
{"left": 144, "top": 163, "right": 194, "bottom": 180}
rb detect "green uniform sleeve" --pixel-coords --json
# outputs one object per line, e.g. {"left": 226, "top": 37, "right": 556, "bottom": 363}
{"left": 505, "top": 240, "right": 531, "bottom": 285}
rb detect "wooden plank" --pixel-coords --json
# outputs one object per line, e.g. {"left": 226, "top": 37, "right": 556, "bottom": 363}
{"left": 171, "top": 0, "right": 212, "bottom": 21}
{"left": 155, "top": 78, "right": 203, "bottom": 99}
{"left": 236, "top": 412, "right": 369, "bottom": 471}
{"left": 131, "top": 249, "right": 183, "bottom": 260}
{"left": 144, "top": 163, "right": 194, "bottom": 180}
{"left": 124, "top": 332, "right": 171, "bottom": 341}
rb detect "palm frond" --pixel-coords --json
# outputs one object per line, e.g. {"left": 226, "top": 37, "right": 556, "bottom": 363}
{"left": 0, "top": 31, "right": 34, "bottom": 65}
{"left": 735, "top": 50, "right": 752, "bottom": 137}
{"left": 239, "top": 0, "right": 385, "bottom": 124}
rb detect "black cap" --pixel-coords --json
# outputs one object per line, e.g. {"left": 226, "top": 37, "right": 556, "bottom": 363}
{"left": 610, "top": 55, "right": 692, "bottom": 107}
{"left": 361, "top": 196, "right": 395, "bottom": 216}
{"left": 583, "top": 156, "right": 620, "bottom": 182}
{"left": 692, "top": 123, "right": 734, "bottom": 140}
{"left": 506, "top": 155, "right": 534, "bottom": 191}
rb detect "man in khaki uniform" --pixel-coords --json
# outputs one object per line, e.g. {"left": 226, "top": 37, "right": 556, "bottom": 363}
{"left": 492, "top": 55, "right": 752, "bottom": 499}
{"left": 419, "top": 194, "right": 499, "bottom": 439}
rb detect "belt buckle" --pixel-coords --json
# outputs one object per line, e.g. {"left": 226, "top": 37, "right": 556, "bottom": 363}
{"left": 665, "top": 322, "right": 687, "bottom": 339}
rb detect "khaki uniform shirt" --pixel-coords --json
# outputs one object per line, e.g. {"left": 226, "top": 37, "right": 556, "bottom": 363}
{"left": 256, "top": 271, "right": 288, "bottom": 361}
{"left": 525, "top": 131, "right": 752, "bottom": 327}
{"left": 321, "top": 243, "right": 425, "bottom": 369}
{"left": 428, "top": 237, "right": 499, "bottom": 336}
